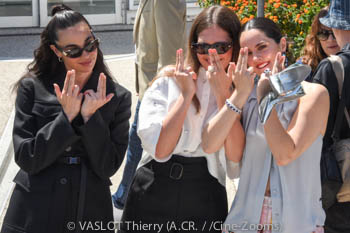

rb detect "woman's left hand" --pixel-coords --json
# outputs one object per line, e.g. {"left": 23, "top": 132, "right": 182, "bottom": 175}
{"left": 257, "top": 52, "right": 285, "bottom": 103}
{"left": 81, "top": 73, "right": 114, "bottom": 123}
{"left": 207, "top": 49, "right": 232, "bottom": 103}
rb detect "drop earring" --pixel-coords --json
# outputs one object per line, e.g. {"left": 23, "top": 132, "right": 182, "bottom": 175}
{"left": 282, "top": 52, "right": 288, "bottom": 67}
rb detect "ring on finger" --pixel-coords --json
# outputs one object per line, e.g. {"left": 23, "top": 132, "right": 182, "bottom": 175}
{"left": 208, "top": 65, "right": 216, "bottom": 73}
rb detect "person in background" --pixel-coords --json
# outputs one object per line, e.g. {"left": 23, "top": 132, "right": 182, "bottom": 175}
{"left": 119, "top": 5, "right": 243, "bottom": 233}
{"left": 203, "top": 18, "right": 329, "bottom": 233}
{"left": 313, "top": 0, "right": 350, "bottom": 232}
{"left": 1, "top": 5, "right": 131, "bottom": 233}
{"left": 112, "top": 0, "right": 187, "bottom": 212}
{"left": 299, "top": 6, "right": 340, "bottom": 81}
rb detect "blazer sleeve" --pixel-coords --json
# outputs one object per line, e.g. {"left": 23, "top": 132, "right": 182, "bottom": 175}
{"left": 76, "top": 87, "right": 132, "bottom": 179}
{"left": 13, "top": 78, "right": 80, "bottom": 175}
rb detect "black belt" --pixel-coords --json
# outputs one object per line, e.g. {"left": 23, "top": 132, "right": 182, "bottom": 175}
{"left": 147, "top": 155, "right": 210, "bottom": 180}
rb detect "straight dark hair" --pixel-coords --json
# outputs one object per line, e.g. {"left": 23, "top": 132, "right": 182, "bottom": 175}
{"left": 13, "top": 4, "right": 112, "bottom": 91}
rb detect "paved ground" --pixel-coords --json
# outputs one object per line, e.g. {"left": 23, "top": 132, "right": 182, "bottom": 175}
{"left": 0, "top": 25, "right": 237, "bottom": 228}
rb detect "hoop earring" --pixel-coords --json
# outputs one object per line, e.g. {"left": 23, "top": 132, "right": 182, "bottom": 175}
{"left": 58, "top": 57, "right": 62, "bottom": 62}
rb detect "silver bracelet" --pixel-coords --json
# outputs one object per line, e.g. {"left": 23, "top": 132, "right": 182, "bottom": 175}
{"left": 225, "top": 99, "right": 242, "bottom": 114}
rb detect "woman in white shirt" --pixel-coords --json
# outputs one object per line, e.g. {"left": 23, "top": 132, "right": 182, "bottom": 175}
{"left": 202, "top": 18, "right": 329, "bottom": 233}
{"left": 119, "top": 6, "right": 244, "bottom": 233}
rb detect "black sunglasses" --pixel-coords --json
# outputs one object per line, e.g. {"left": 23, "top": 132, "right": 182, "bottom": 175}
{"left": 191, "top": 42, "right": 233, "bottom": 55}
{"left": 317, "top": 30, "right": 335, "bottom": 41}
{"left": 55, "top": 38, "right": 100, "bottom": 58}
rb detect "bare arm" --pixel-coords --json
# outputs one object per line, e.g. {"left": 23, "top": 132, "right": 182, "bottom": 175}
{"left": 155, "top": 49, "right": 196, "bottom": 159}
{"left": 202, "top": 48, "right": 255, "bottom": 162}
{"left": 262, "top": 81, "right": 329, "bottom": 166}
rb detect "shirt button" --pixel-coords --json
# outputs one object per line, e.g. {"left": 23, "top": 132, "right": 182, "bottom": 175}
{"left": 184, "top": 130, "right": 189, "bottom": 133}
{"left": 60, "top": 178, "right": 67, "bottom": 185}
{"left": 30, "top": 154, "right": 34, "bottom": 158}
{"left": 65, "top": 146, "right": 72, "bottom": 152}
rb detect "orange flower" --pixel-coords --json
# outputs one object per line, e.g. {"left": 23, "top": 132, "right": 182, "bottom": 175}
{"left": 292, "top": 4, "right": 297, "bottom": 7}
{"left": 249, "top": 15, "right": 254, "bottom": 19}
{"left": 270, "top": 16, "right": 274, "bottom": 20}
{"left": 303, "top": 0, "right": 307, "bottom": 3}
{"left": 273, "top": 19, "right": 278, "bottom": 23}
{"left": 241, "top": 17, "right": 249, "bottom": 24}
{"left": 299, "top": 20, "right": 303, "bottom": 24}
{"left": 304, "top": 9, "right": 309, "bottom": 13}
{"left": 296, "top": 14, "right": 301, "bottom": 19}
{"left": 300, "top": 31, "right": 303, "bottom": 35}
{"left": 274, "top": 3, "right": 281, "bottom": 8}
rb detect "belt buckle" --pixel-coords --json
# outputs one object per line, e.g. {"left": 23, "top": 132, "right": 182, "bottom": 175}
{"left": 169, "top": 162, "right": 183, "bottom": 180}
{"left": 68, "top": 157, "right": 80, "bottom": 165}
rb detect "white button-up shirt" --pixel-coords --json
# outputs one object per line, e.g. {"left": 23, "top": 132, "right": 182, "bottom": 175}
{"left": 137, "top": 67, "right": 239, "bottom": 186}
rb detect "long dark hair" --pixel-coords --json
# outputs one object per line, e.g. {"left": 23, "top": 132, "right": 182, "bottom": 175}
{"left": 241, "top": 17, "right": 294, "bottom": 64}
{"left": 14, "top": 4, "right": 112, "bottom": 90}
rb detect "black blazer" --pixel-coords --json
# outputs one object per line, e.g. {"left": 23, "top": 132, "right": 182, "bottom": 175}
{"left": 1, "top": 71, "right": 131, "bottom": 233}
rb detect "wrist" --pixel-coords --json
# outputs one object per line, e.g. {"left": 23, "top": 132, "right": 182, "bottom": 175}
{"left": 182, "top": 91, "right": 195, "bottom": 100}
{"left": 228, "top": 90, "right": 249, "bottom": 110}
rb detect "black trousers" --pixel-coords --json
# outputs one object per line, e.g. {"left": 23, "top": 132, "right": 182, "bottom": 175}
{"left": 324, "top": 201, "right": 350, "bottom": 233}
{"left": 119, "top": 155, "right": 228, "bottom": 233}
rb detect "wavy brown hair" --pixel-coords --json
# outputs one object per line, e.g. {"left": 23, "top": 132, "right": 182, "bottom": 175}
{"left": 13, "top": 4, "right": 112, "bottom": 91}
{"left": 151, "top": 5, "right": 241, "bottom": 112}
{"left": 300, "top": 7, "right": 329, "bottom": 71}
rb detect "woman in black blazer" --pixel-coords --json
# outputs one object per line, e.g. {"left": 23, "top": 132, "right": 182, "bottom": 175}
{"left": 1, "top": 5, "right": 131, "bottom": 233}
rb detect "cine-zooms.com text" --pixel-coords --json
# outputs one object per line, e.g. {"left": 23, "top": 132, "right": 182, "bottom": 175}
{"left": 66, "top": 221, "right": 282, "bottom": 232}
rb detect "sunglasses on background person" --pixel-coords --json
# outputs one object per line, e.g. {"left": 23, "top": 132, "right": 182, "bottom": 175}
{"left": 191, "top": 42, "right": 232, "bottom": 55}
{"left": 55, "top": 38, "right": 100, "bottom": 58}
{"left": 317, "top": 30, "right": 335, "bottom": 41}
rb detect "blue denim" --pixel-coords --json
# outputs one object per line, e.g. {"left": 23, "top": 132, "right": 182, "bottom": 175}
{"left": 112, "top": 100, "right": 143, "bottom": 209}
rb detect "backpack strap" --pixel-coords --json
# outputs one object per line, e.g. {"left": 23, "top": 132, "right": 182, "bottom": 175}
{"left": 328, "top": 55, "right": 350, "bottom": 141}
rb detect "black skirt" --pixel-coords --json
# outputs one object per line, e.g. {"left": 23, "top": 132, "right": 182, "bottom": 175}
{"left": 119, "top": 155, "right": 228, "bottom": 233}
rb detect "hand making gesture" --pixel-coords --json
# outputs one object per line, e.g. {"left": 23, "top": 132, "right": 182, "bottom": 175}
{"left": 81, "top": 72, "right": 114, "bottom": 123}
{"left": 228, "top": 47, "right": 255, "bottom": 101}
{"left": 257, "top": 52, "right": 285, "bottom": 102}
{"left": 174, "top": 48, "right": 197, "bottom": 98}
{"left": 54, "top": 70, "right": 83, "bottom": 122}
{"left": 207, "top": 48, "right": 233, "bottom": 102}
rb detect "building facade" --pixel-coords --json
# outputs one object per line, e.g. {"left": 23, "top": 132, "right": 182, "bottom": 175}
{"left": 0, "top": 0, "right": 200, "bottom": 28}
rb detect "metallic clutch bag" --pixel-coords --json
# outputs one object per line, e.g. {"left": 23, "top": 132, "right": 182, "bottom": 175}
{"left": 258, "top": 63, "right": 312, "bottom": 124}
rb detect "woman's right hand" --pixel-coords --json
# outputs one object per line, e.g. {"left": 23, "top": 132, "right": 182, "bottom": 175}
{"left": 54, "top": 69, "right": 83, "bottom": 122}
{"left": 174, "top": 49, "right": 196, "bottom": 98}
{"left": 229, "top": 47, "right": 255, "bottom": 102}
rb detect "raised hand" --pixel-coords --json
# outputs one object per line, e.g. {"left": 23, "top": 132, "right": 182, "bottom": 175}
{"left": 207, "top": 48, "right": 233, "bottom": 101}
{"left": 81, "top": 72, "right": 114, "bottom": 123}
{"left": 54, "top": 69, "right": 83, "bottom": 122}
{"left": 174, "top": 48, "right": 196, "bottom": 98}
{"left": 257, "top": 52, "right": 285, "bottom": 102}
{"left": 229, "top": 47, "right": 255, "bottom": 100}
{"left": 272, "top": 52, "right": 285, "bottom": 75}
